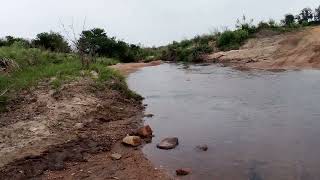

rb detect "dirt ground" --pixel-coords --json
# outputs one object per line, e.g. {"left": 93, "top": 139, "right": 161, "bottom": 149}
{"left": 0, "top": 63, "right": 170, "bottom": 180}
{"left": 111, "top": 61, "right": 162, "bottom": 76}
{"left": 206, "top": 26, "right": 320, "bottom": 70}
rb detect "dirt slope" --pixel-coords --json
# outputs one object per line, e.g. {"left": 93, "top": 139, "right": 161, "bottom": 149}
{"left": 207, "top": 26, "right": 320, "bottom": 70}
{"left": 0, "top": 77, "right": 170, "bottom": 180}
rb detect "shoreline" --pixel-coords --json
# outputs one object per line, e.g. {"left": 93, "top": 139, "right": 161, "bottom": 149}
{"left": 0, "top": 61, "right": 170, "bottom": 180}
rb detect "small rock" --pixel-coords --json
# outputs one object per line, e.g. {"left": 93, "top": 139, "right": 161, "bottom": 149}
{"left": 110, "top": 153, "right": 122, "bottom": 160}
{"left": 122, "top": 136, "right": 142, "bottom": 147}
{"left": 137, "top": 125, "right": 153, "bottom": 137}
{"left": 75, "top": 123, "right": 84, "bottom": 129}
{"left": 90, "top": 71, "right": 99, "bottom": 79}
{"left": 145, "top": 137, "right": 152, "bottom": 144}
{"left": 157, "top": 137, "right": 179, "bottom": 150}
{"left": 144, "top": 114, "right": 154, "bottom": 118}
{"left": 176, "top": 168, "right": 191, "bottom": 176}
{"left": 196, "top": 144, "right": 208, "bottom": 151}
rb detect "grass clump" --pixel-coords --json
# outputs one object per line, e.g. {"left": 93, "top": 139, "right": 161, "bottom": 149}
{"left": 0, "top": 45, "right": 131, "bottom": 111}
{"left": 217, "top": 29, "right": 249, "bottom": 50}
{"left": 88, "top": 63, "right": 142, "bottom": 101}
{"left": 160, "top": 35, "right": 215, "bottom": 62}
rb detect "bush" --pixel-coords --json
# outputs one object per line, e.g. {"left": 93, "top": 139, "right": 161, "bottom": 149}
{"left": 78, "top": 28, "right": 146, "bottom": 63}
{"left": 0, "top": 36, "right": 31, "bottom": 48}
{"left": 283, "top": 14, "right": 295, "bottom": 26}
{"left": 217, "top": 29, "right": 249, "bottom": 50}
{"left": 32, "top": 32, "right": 71, "bottom": 53}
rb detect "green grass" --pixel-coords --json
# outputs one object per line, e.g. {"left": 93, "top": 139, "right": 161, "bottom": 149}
{"left": 217, "top": 29, "right": 250, "bottom": 51}
{"left": 0, "top": 45, "right": 133, "bottom": 111}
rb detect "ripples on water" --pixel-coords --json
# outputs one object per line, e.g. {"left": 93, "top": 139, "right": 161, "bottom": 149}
{"left": 128, "top": 63, "right": 320, "bottom": 180}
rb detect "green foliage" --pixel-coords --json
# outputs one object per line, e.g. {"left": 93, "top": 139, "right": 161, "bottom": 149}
{"left": 236, "top": 15, "right": 257, "bottom": 34}
{"left": 283, "top": 14, "right": 295, "bottom": 26}
{"left": 0, "top": 46, "right": 123, "bottom": 94}
{"left": 88, "top": 63, "right": 142, "bottom": 100}
{"left": 32, "top": 32, "right": 71, "bottom": 53}
{"left": 78, "top": 28, "right": 146, "bottom": 63}
{"left": 298, "top": 8, "right": 314, "bottom": 23}
{"left": 159, "top": 34, "right": 215, "bottom": 62}
{"left": 315, "top": 6, "right": 320, "bottom": 22}
{"left": 95, "top": 57, "right": 119, "bottom": 66}
{"left": 217, "top": 29, "right": 249, "bottom": 50}
{"left": 0, "top": 36, "right": 31, "bottom": 48}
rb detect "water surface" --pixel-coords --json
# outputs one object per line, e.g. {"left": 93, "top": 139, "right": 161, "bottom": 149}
{"left": 128, "top": 63, "right": 320, "bottom": 180}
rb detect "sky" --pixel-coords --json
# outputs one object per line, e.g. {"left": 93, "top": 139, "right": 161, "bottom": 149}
{"left": 0, "top": 0, "right": 319, "bottom": 46}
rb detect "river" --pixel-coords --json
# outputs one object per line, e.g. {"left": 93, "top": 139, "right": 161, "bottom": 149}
{"left": 128, "top": 63, "right": 320, "bottom": 180}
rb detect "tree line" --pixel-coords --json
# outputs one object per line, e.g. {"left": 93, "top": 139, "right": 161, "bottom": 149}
{"left": 283, "top": 6, "right": 320, "bottom": 26}
{"left": 0, "top": 28, "right": 148, "bottom": 63}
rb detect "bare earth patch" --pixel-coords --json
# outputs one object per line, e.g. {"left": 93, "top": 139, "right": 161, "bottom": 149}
{"left": 111, "top": 60, "right": 162, "bottom": 76}
{"left": 206, "top": 27, "right": 320, "bottom": 70}
{"left": 0, "top": 75, "right": 170, "bottom": 179}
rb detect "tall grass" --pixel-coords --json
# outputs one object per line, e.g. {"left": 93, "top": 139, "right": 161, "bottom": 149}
{"left": 0, "top": 45, "right": 125, "bottom": 111}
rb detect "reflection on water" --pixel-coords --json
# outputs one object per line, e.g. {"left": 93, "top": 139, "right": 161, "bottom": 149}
{"left": 128, "top": 63, "right": 320, "bottom": 180}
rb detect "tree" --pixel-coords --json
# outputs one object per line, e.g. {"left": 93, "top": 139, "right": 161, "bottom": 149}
{"left": 0, "top": 36, "right": 31, "bottom": 47}
{"left": 78, "top": 28, "right": 116, "bottom": 57}
{"left": 32, "top": 32, "right": 71, "bottom": 53}
{"left": 282, "top": 14, "right": 295, "bottom": 26}
{"left": 298, "top": 8, "right": 314, "bottom": 23}
{"left": 78, "top": 28, "right": 142, "bottom": 62}
{"left": 315, "top": 5, "right": 320, "bottom": 22}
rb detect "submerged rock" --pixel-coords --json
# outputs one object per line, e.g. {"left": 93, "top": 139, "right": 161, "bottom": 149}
{"left": 156, "top": 137, "right": 179, "bottom": 150}
{"left": 122, "top": 136, "right": 141, "bottom": 147}
{"left": 176, "top": 168, "right": 191, "bottom": 176}
{"left": 137, "top": 125, "right": 153, "bottom": 137}
{"left": 144, "top": 114, "right": 154, "bottom": 118}
{"left": 196, "top": 144, "right": 208, "bottom": 151}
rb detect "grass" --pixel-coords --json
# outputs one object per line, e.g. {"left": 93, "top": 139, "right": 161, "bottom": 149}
{"left": 0, "top": 45, "right": 136, "bottom": 112}
{"left": 160, "top": 34, "right": 215, "bottom": 62}
{"left": 217, "top": 29, "right": 249, "bottom": 51}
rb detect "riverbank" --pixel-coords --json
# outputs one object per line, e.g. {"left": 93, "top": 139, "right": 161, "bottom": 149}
{"left": 206, "top": 26, "right": 320, "bottom": 70}
{"left": 0, "top": 61, "right": 170, "bottom": 179}
{"left": 111, "top": 60, "right": 163, "bottom": 76}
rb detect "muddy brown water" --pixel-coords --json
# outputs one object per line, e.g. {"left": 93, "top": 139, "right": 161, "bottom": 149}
{"left": 128, "top": 63, "right": 320, "bottom": 180}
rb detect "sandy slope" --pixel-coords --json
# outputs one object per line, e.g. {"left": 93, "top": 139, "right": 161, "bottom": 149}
{"left": 207, "top": 27, "right": 320, "bottom": 70}
{"left": 0, "top": 77, "right": 170, "bottom": 180}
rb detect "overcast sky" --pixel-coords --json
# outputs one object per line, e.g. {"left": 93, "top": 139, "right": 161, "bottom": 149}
{"left": 0, "top": 0, "right": 319, "bottom": 46}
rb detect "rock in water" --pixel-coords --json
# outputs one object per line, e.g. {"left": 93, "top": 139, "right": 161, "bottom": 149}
{"left": 122, "top": 136, "right": 141, "bottom": 147}
{"left": 157, "top": 137, "right": 179, "bottom": 150}
{"left": 144, "top": 114, "right": 154, "bottom": 118}
{"left": 110, "top": 153, "right": 122, "bottom": 160}
{"left": 196, "top": 144, "right": 208, "bottom": 151}
{"left": 137, "top": 125, "right": 153, "bottom": 137}
{"left": 176, "top": 168, "right": 191, "bottom": 176}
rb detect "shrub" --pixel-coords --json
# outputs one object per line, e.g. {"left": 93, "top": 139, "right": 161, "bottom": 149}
{"left": 283, "top": 14, "right": 295, "bottom": 26}
{"left": 0, "top": 36, "right": 31, "bottom": 48}
{"left": 315, "top": 6, "right": 320, "bottom": 22}
{"left": 32, "top": 32, "right": 71, "bottom": 53}
{"left": 236, "top": 15, "right": 257, "bottom": 34}
{"left": 217, "top": 29, "right": 249, "bottom": 50}
{"left": 297, "top": 8, "right": 313, "bottom": 23}
{"left": 78, "top": 28, "right": 146, "bottom": 63}
{"left": 257, "top": 21, "right": 270, "bottom": 29}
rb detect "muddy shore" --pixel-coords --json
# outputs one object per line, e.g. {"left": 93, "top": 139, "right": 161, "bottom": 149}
{"left": 0, "top": 62, "right": 170, "bottom": 180}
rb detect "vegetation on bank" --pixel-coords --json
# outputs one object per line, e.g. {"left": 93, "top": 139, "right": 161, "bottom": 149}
{"left": 158, "top": 5, "right": 320, "bottom": 62}
{"left": 0, "top": 43, "right": 138, "bottom": 112}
